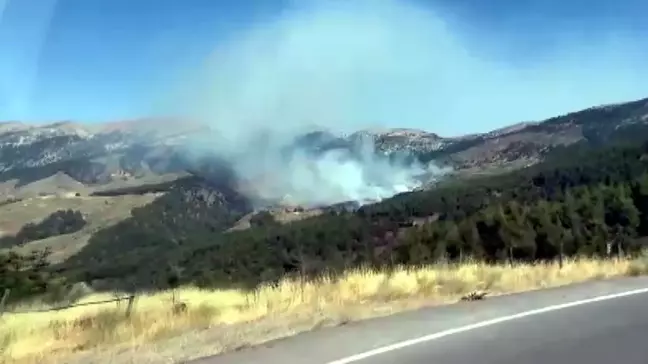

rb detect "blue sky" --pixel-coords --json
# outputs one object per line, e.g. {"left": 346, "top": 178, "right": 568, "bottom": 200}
{"left": 1, "top": 0, "right": 647, "bottom": 136}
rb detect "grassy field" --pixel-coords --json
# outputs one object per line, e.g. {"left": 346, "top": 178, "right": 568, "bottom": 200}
{"left": 2, "top": 256, "right": 647, "bottom": 364}
{"left": 0, "top": 194, "right": 157, "bottom": 263}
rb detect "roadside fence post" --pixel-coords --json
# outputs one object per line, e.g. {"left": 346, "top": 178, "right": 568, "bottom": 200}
{"left": 125, "top": 294, "right": 135, "bottom": 318}
{"left": 0, "top": 289, "right": 10, "bottom": 317}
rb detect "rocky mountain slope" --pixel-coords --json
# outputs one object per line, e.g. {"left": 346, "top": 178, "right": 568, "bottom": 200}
{"left": 1, "top": 96, "right": 648, "bottom": 203}
{"left": 0, "top": 99, "right": 648, "bottom": 197}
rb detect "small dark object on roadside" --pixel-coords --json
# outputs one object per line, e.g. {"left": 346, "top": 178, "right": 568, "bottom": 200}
{"left": 461, "top": 290, "right": 488, "bottom": 301}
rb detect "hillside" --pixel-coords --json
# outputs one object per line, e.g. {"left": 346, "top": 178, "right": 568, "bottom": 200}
{"left": 2, "top": 96, "right": 648, "bottom": 295}
{"left": 0, "top": 194, "right": 159, "bottom": 263}
{"left": 54, "top": 135, "right": 648, "bottom": 292}
{"left": 2, "top": 97, "right": 647, "bottom": 200}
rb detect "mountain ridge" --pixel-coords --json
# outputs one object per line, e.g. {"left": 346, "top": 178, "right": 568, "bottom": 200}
{"left": 1, "top": 96, "right": 648, "bottom": 204}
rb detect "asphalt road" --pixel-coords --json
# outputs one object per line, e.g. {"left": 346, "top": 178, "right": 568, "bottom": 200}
{"left": 187, "top": 276, "right": 648, "bottom": 364}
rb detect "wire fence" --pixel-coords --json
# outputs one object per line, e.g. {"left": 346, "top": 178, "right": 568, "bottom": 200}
{"left": 0, "top": 288, "right": 136, "bottom": 318}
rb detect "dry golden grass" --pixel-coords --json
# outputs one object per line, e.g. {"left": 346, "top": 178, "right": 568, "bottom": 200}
{"left": 2, "top": 256, "right": 647, "bottom": 364}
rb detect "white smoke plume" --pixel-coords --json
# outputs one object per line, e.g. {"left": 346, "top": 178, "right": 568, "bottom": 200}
{"left": 186, "top": 128, "right": 448, "bottom": 207}
{"left": 159, "top": 0, "right": 648, "bottom": 206}
{"left": 168, "top": 0, "right": 457, "bottom": 207}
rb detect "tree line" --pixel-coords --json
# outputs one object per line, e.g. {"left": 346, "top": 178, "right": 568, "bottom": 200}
{"left": 0, "top": 209, "right": 86, "bottom": 248}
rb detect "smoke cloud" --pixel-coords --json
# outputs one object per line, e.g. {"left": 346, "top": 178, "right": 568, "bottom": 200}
{"left": 167, "top": 0, "right": 646, "bottom": 207}
{"left": 171, "top": 0, "right": 461, "bottom": 207}
{"left": 185, "top": 128, "right": 448, "bottom": 207}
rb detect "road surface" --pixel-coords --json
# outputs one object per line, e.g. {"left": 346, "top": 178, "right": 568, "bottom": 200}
{"left": 186, "top": 276, "right": 648, "bottom": 364}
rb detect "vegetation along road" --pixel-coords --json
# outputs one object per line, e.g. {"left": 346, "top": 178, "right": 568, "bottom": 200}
{"left": 189, "top": 277, "right": 648, "bottom": 364}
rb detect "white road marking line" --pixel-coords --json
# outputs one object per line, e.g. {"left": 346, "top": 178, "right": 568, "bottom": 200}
{"left": 326, "top": 286, "right": 648, "bottom": 364}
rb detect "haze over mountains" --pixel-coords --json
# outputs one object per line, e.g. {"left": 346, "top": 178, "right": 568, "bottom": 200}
{"left": 2, "top": 95, "right": 648, "bottom": 211}
{"left": 3, "top": 0, "right": 648, "bottom": 210}
{"left": 0, "top": 119, "right": 440, "bottom": 207}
